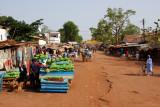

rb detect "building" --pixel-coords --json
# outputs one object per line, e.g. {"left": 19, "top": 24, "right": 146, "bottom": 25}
{"left": 30, "top": 35, "right": 47, "bottom": 45}
{"left": 123, "top": 35, "right": 144, "bottom": 43}
{"left": 0, "top": 26, "right": 9, "bottom": 42}
{"left": 45, "top": 32, "right": 61, "bottom": 44}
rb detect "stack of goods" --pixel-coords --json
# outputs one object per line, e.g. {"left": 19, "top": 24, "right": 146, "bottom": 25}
{"left": 45, "top": 77, "right": 64, "bottom": 81}
{"left": 34, "top": 54, "right": 48, "bottom": 60}
{"left": 48, "top": 63, "right": 74, "bottom": 71}
{"left": 39, "top": 57, "right": 75, "bottom": 93}
{"left": 40, "top": 78, "right": 68, "bottom": 93}
{"left": 3, "top": 69, "right": 20, "bottom": 78}
{"left": 0, "top": 71, "right": 6, "bottom": 92}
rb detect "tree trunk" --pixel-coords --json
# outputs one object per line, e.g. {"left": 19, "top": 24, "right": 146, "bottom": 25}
{"left": 116, "top": 32, "right": 119, "bottom": 44}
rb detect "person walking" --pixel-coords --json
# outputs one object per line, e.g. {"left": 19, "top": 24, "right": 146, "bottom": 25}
{"left": 78, "top": 49, "right": 81, "bottom": 56}
{"left": 74, "top": 51, "right": 78, "bottom": 61}
{"left": 136, "top": 51, "right": 139, "bottom": 61}
{"left": 94, "top": 45, "right": 97, "bottom": 53}
{"left": 146, "top": 55, "right": 153, "bottom": 76}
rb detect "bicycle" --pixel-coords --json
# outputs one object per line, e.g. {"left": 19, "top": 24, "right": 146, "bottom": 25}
{"left": 139, "top": 63, "right": 147, "bottom": 76}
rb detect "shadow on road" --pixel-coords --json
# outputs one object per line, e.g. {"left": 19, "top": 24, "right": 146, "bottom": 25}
{"left": 124, "top": 74, "right": 160, "bottom": 77}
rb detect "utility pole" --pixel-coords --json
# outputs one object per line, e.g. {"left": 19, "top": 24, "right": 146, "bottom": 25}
{"left": 142, "top": 19, "right": 145, "bottom": 30}
{"left": 141, "top": 19, "right": 145, "bottom": 42}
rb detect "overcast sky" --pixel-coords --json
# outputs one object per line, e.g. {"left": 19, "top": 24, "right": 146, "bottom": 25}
{"left": 1, "top": 0, "right": 160, "bottom": 41}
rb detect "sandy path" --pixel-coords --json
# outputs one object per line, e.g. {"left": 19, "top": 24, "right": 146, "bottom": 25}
{"left": 0, "top": 51, "right": 160, "bottom": 107}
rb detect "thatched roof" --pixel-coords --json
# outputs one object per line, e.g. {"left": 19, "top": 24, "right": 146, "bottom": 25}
{"left": 0, "top": 39, "right": 37, "bottom": 49}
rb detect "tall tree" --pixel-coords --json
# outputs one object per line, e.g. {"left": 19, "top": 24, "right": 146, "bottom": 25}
{"left": 104, "top": 8, "right": 136, "bottom": 44}
{"left": 58, "top": 21, "right": 83, "bottom": 43}
{"left": 63, "top": 21, "right": 79, "bottom": 42}
{"left": 58, "top": 28, "right": 65, "bottom": 42}
{"left": 90, "top": 19, "right": 114, "bottom": 43}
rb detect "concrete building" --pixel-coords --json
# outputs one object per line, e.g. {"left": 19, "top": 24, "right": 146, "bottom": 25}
{"left": 45, "top": 32, "right": 61, "bottom": 44}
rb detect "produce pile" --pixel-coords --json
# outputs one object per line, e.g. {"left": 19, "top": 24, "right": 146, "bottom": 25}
{"left": 34, "top": 54, "right": 74, "bottom": 72}
{"left": 34, "top": 54, "right": 72, "bottom": 65}
{"left": 38, "top": 54, "right": 75, "bottom": 93}
{"left": 49, "top": 63, "right": 74, "bottom": 71}
{"left": 45, "top": 77, "right": 64, "bottom": 81}
{"left": 34, "top": 54, "right": 48, "bottom": 60}
{"left": 3, "top": 69, "right": 20, "bottom": 78}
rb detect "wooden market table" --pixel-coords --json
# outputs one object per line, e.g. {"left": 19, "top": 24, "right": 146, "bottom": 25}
{"left": 3, "top": 77, "right": 19, "bottom": 90}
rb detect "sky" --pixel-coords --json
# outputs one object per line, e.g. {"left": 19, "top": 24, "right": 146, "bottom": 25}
{"left": 1, "top": 0, "right": 160, "bottom": 41}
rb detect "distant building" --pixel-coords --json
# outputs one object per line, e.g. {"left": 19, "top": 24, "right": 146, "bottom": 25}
{"left": 30, "top": 35, "right": 47, "bottom": 45}
{"left": 0, "top": 26, "right": 9, "bottom": 42}
{"left": 68, "top": 41, "right": 78, "bottom": 45}
{"left": 44, "top": 32, "right": 61, "bottom": 44}
{"left": 123, "top": 35, "right": 144, "bottom": 43}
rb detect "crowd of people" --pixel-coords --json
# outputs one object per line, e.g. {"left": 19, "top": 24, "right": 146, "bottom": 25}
{"left": 16, "top": 45, "right": 96, "bottom": 89}
{"left": 105, "top": 47, "right": 154, "bottom": 76}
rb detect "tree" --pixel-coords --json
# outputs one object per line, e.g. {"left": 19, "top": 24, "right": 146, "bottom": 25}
{"left": 75, "top": 35, "right": 83, "bottom": 43}
{"left": 90, "top": 19, "right": 114, "bottom": 43}
{"left": 0, "top": 16, "right": 43, "bottom": 41}
{"left": 58, "top": 21, "right": 83, "bottom": 43}
{"left": 89, "top": 27, "right": 98, "bottom": 40}
{"left": 144, "top": 19, "right": 160, "bottom": 46}
{"left": 58, "top": 28, "right": 65, "bottom": 42}
{"left": 104, "top": 8, "right": 136, "bottom": 44}
{"left": 120, "top": 23, "right": 141, "bottom": 40}
{"left": 41, "top": 25, "right": 55, "bottom": 33}
{"left": 41, "top": 25, "right": 49, "bottom": 33}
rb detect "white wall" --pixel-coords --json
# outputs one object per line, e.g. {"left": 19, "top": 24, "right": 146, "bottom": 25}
{"left": 0, "top": 28, "right": 9, "bottom": 42}
{"left": 45, "top": 32, "right": 61, "bottom": 44}
{"left": 39, "top": 40, "right": 46, "bottom": 45}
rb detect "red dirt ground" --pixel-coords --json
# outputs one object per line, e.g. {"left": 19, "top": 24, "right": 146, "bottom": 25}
{"left": 0, "top": 51, "right": 160, "bottom": 107}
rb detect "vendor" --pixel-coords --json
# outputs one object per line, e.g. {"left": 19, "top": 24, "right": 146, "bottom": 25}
{"left": 30, "top": 59, "right": 40, "bottom": 89}
{"left": 18, "top": 63, "right": 27, "bottom": 84}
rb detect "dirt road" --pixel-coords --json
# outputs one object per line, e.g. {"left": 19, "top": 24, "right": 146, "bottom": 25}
{"left": 0, "top": 51, "right": 160, "bottom": 107}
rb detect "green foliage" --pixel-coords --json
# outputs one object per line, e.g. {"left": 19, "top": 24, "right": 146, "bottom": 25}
{"left": 90, "top": 8, "right": 136, "bottom": 44}
{"left": 41, "top": 25, "right": 49, "bottom": 33}
{"left": 119, "top": 23, "right": 141, "bottom": 40}
{"left": 90, "top": 19, "right": 114, "bottom": 43}
{"left": 104, "top": 8, "right": 136, "bottom": 44}
{"left": 58, "top": 21, "right": 83, "bottom": 43}
{"left": 41, "top": 25, "right": 54, "bottom": 33}
{"left": 0, "top": 16, "right": 43, "bottom": 41}
{"left": 58, "top": 28, "right": 65, "bottom": 42}
{"left": 143, "top": 19, "right": 160, "bottom": 46}
{"left": 75, "top": 35, "right": 83, "bottom": 43}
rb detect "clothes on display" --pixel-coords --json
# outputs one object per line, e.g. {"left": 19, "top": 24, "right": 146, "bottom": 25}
{"left": 32, "top": 47, "right": 36, "bottom": 56}
{"left": 4, "top": 60, "right": 13, "bottom": 72}
{"left": 17, "top": 50, "right": 22, "bottom": 62}
{"left": 0, "top": 49, "right": 12, "bottom": 69}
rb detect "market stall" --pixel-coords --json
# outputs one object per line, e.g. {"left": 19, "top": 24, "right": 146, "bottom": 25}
{"left": 0, "top": 39, "right": 38, "bottom": 92}
{"left": 34, "top": 54, "right": 75, "bottom": 93}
